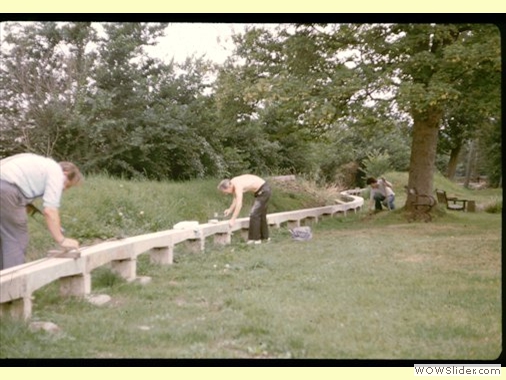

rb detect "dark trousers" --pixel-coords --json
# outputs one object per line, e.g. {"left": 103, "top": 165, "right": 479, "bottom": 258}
{"left": 374, "top": 192, "right": 395, "bottom": 210}
{"left": 248, "top": 182, "right": 271, "bottom": 241}
{"left": 373, "top": 193, "right": 386, "bottom": 210}
{"left": 0, "top": 180, "right": 30, "bottom": 270}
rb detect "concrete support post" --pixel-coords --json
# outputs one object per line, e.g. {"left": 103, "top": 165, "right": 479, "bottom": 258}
{"left": 111, "top": 259, "right": 137, "bottom": 281}
{"left": 0, "top": 296, "right": 32, "bottom": 320}
{"left": 214, "top": 232, "right": 231, "bottom": 245}
{"left": 149, "top": 246, "right": 174, "bottom": 265}
{"left": 186, "top": 239, "right": 204, "bottom": 253}
{"left": 60, "top": 273, "right": 92, "bottom": 297}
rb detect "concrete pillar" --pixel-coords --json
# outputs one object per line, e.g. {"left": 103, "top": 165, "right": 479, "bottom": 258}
{"left": 185, "top": 239, "right": 204, "bottom": 253}
{"left": 60, "top": 273, "right": 92, "bottom": 297}
{"left": 214, "top": 232, "right": 231, "bottom": 245}
{"left": 0, "top": 296, "right": 32, "bottom": 320}
{"left": 111, "top": 259, "right": 137, "bottom": 281}
{"left": 149, "top": 246, "right": 173, "bottom": 265}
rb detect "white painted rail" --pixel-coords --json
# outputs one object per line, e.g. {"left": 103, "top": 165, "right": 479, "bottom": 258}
{"left": 0, "top": 190, "right": 363, "bottom": 320}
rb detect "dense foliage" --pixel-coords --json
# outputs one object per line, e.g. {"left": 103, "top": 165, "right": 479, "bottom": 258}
{"left": 0, "top": 22, "right": 501, "bottom": 190}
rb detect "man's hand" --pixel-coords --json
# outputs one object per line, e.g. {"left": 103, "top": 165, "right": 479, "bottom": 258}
{"left": 60, "top": 237, "right": 79, "bottom": 250}
{"left": 224, "top": 208, "right": 231, "bottom": 216}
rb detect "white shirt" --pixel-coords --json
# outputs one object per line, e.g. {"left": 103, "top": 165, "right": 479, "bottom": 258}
{"left": 370, "top": 178, "right": 395, "bottom": 200}
{"left": 0, "top": 153, "right": 64, "bottom": 208}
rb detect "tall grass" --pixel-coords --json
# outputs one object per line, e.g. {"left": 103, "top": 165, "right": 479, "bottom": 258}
{"left": 1, "top": 173, "right": 501, "bottom": 360}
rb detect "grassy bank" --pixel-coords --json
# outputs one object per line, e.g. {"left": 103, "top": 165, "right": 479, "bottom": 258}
{"left": 24, "top": 175, "right": 336, "bottom": 261}
{"left": 0, "top": 173, "right": 502, "bottom": 360}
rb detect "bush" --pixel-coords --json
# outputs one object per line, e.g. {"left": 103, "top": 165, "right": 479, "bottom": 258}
{"left": 484, "top": 198, "right": 502, "bottom": 214}
{"left": 362, "top": 149, "right": 392, "bottom": 178}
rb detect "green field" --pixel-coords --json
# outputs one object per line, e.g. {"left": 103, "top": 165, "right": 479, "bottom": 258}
{"left": 0, "top": 173, "right": 502, "bottom": 360}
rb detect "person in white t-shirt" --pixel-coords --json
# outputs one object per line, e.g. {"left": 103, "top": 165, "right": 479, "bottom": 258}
{"left": 0, "top": 153, "right": 83, "bottom": 270}
{"left": 366, "top": 176, "right": 395, "bottom": 211}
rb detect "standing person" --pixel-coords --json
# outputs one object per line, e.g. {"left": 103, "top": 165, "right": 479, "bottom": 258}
{"left": 218, "top": 174, "right": 272, "bottom": 244}
{"left": 0, "top": 153, "right": 83, "bottom": 270}
{"left": 366, "top": 176, "right": 395, "bottom": 211}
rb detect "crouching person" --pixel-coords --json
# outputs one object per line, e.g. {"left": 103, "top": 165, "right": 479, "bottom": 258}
{"left": 366, "top": 176, "right": 395, "bottom": 211}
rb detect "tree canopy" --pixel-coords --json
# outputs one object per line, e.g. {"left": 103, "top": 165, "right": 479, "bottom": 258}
{"left": 1, "top": 22, "right": 501, "bottom": 194}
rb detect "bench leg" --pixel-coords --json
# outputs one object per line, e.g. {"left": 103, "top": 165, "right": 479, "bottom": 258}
{"left": 60, "top": 273, "right": 92, "bottom": 297}
{"left": 185, "top": 239, "right": 204, "bottom": 253}
{"left": 111, "top": 259, "right": 137, "bottom": 281}
{"left": 0, "top": 296, "right": 32, "bottom": 320}
{"left": 149, "top": 246, "right": 173, "bottom": 265}
{"left": 214, "top": 232, "right": 231, "bottom": 245}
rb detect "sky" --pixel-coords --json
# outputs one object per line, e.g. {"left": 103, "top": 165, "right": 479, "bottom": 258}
{"left": 146, "top": 23, "right": 247, "bottom": 64}
{"left": 0, "top": 22, "right": 255, "bottom": 65}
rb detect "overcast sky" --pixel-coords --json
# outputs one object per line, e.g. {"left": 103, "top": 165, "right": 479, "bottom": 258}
{"left": 0, "top": 21, "right": 287, "bottom": 71}
{"left": 0, "top": 22, "right": 251, "bottom": 64}
{"left": 147, "top": 23, "right": 247, "bottom": 64}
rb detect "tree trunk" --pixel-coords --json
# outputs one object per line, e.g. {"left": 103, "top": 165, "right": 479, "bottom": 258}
{"left": 405, "top": 108, "right": 442, "bottom": 211}
{"left": 446, "top": 144, "right": 462, "bottom": 180}
{"left": 464, "top": 139, "right": 476, "bottom": 188}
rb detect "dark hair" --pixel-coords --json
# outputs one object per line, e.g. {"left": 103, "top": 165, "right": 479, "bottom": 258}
{"left": 366, "top": 177, "right": 377, "bottom": 185}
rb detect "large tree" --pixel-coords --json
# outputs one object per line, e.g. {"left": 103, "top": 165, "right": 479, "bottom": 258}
{"left": 2, "top": 22, "right": 499, "bottom": 188}
{"left": 216, "top": 23, "right": 500, "bottom": 199}
{"left": 1, "top": 21, "right": 226, "bottom": 180}
{"left": 214, "top": 24, "right": 371, "bottom": 178}
{"left": 336, "top": 23, "right": 501, "bottom": 207}
{"left": 436, "top": 24, "right": 501, "bottom": 181}
{"left": 0, "top": 22, "right": 97, "bottom": 159}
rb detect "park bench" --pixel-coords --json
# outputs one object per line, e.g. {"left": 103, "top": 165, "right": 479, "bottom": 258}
{"left": 435, "top": 189, "right": 471, "bottom": 211}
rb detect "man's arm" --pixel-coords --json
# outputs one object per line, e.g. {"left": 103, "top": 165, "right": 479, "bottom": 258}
{"left": 224, "top": 196, "right": 237, "bottom": 216}
{"left": 369, "top": 189, "right": 375, "bottom": 210}
{"left": 230, "top": 187, "right": 243, "bottom": 222}
{"left": 44, "top": 207, "right": 79, "bottom": 249}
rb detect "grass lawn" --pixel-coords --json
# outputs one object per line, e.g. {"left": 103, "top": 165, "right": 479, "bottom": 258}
{"left": 0, "top": 204, "right": 501, "bottom": 360}
{"left": 0, "top": 173, "right": 502, "bottom": 360}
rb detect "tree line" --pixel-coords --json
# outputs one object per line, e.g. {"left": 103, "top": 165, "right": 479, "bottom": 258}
{"left": 1, "top": 22, "right": 501, "bottom": 204}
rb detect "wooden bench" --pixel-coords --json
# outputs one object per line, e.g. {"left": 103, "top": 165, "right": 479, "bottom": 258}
{"left": 435, "top": 189, "right": 469, "bottom": 211}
